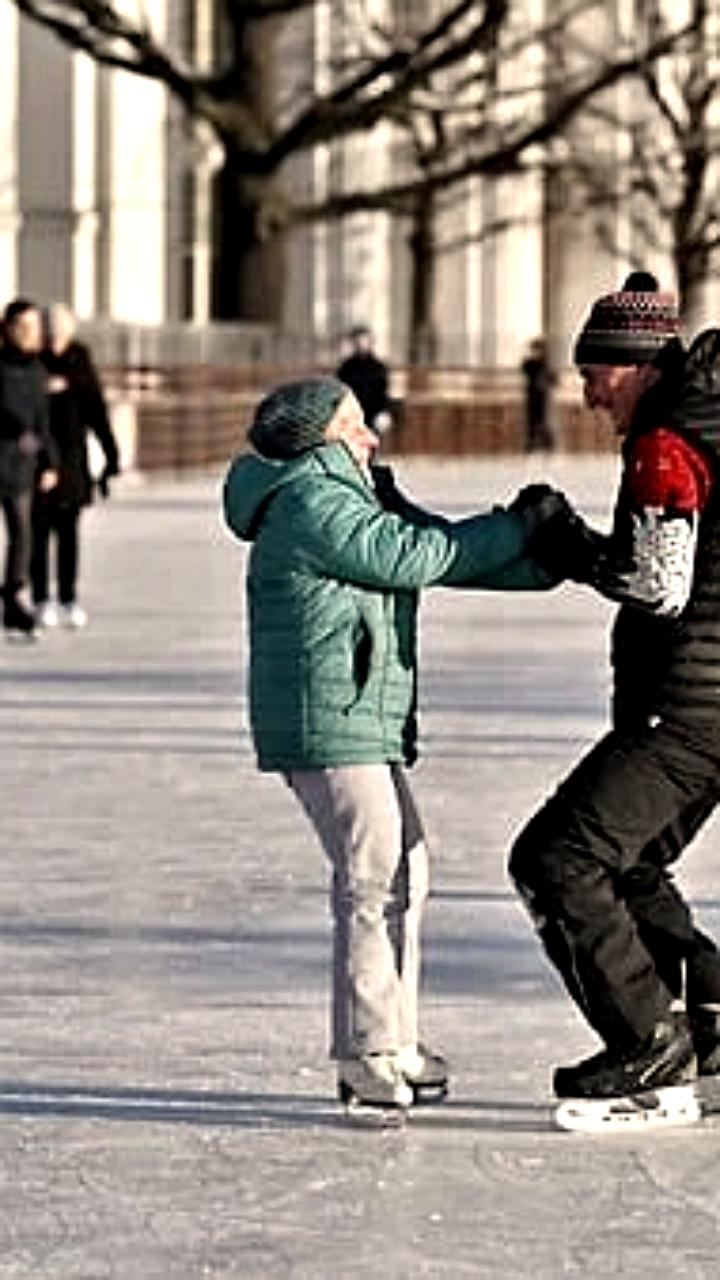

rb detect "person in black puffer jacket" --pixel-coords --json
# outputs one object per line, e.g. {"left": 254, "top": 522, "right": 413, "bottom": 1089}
{"left": 0, "top": 298, "right": 58, "bottom": 636}
{"left": 510, "top": 272, "right": 720, "bottom": 1105}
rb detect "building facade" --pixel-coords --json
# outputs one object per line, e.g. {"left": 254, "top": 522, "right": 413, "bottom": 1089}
{"left": 0, "top": 0, "right": 717, "bottom": 368}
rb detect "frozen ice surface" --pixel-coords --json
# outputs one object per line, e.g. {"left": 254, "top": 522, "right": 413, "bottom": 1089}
{"left": 0, "top": 454, "right": 719, "bottom": 1278}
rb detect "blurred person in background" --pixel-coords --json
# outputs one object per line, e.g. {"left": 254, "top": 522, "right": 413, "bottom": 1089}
{"left": 32, "top": 303, "right": 120, "bottom": 630}
{"left": 0, "top": 298, "right": 57, "bottom": 638}
{"left": 520, "top": 336, "right": 557, "bottom": 453}
{"left": 335, "top": 326, "right": 392, "bottom": 434}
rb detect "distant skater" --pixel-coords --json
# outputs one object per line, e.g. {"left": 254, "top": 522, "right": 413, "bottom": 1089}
{"left": 32, "top": 303, "right": 120, "bottom": 629}
{"left": 0, "top": 299, "right": 57, "bottom": 638}
{"left": 520, "top": 338, "right": 556, "bottom": 452}
{"left": 335, "top": 327, "right": 391, "bottom": 433}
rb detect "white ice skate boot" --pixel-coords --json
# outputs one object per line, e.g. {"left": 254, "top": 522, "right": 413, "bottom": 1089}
{"left": 337, "top": 1052, "right": 413, "bottom": 1112}
{"left": 397, "top": 1043, "right": 449, "bottom": 1103}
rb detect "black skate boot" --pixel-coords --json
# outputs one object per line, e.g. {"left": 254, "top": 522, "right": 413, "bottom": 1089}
{"left": 689, "top": 1005, "right": 720, "bottom": 1074}
{"left": 397, "top": 1043, "right": 449, "bottom": 1103}
{"left": 3, "top": 588, "right": 36, "bottom": 639}
{"left": 689, "top": 1006, "right": 720, "bottom": 1111}
{"left": 554, "top": 1048, "right": 611, "bottom": 1099}
{"left": 553, "top": 1015, "right": 696, "bottom": 1100}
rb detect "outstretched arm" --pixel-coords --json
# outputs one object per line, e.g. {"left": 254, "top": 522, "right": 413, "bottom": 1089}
{"left": 287, "top": 471, "right": 551, "bottom": 593}
{"left": 371, "top": 465, "right": 560, "bottom": 590}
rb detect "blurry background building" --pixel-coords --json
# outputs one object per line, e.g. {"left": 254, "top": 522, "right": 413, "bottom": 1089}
{"left": 0, "top": 0, "right": 718, "bottom": 464}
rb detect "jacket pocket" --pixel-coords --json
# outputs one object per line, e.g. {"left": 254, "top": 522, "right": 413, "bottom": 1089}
{"left": 338, "top": 614, "right": 375, "bottom": 715}
{"left": 352, "top": 615, "right": 373, "bottom": 694}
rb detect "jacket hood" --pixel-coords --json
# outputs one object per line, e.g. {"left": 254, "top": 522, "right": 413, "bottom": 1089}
{"left": 222, "top": 441, "right": 370, "bottom": 542}
{"left": 628, "top": 337, "right": 686, "bottom": 441}
{"left": 668, "top": 328, "right": 720, "bottom": 455}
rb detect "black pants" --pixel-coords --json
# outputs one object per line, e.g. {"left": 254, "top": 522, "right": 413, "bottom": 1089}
{"left": 509, "top": 721, "right": 720, "bottom": 1053}
{"left": 2, "top": 489, "right": 33, "bottom": 594}
{"left": 525, "top": 415, "right": 554, "bottom": 453}
{"left": 30, "top": 495, "right": 81, "bottom": 605}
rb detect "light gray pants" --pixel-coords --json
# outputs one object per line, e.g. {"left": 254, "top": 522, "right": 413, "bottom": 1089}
{"left": 285, "top": 764, "right": 429, "bottom": 1060}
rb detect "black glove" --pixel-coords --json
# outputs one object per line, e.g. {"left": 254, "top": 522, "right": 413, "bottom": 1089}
{"left": 526, "top": 508, "right": 608, "bottom": 583}
{"left": 370, "top": 463, "right": 395, "bottom": 501}
{"left": 508, "top": 483, "right": 574, "bottom": 535}
{"left": 97, "top": 461, "right": 119, "bottom": 500}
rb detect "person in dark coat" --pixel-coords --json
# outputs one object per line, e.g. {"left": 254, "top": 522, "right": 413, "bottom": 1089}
{"left": 0, "top": 298, "right": 58, "bottom": 637}
{"left": 335, "top": 327, "right": 391, "bottom": 432}
{"left": 31, "top": 303, "right": 120, "bottom": 629}
{"left": 520, "top": 337, "right": 557, "bottom": 452}
{"left": 510, "top": 273, "right": 720, "bottom": 1106}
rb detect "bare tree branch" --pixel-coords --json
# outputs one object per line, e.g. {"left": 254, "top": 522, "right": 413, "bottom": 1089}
{"left": 561, "top": 2, "right": 720, "bottom": 313}
{"left": 294, "top": 20, "right": 697, "bottom": 224}
{"left": 262, "top": 1, "right": 510, "bottom": 169}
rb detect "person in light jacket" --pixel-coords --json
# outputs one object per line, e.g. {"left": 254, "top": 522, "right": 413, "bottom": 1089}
{"left": 223, "top": 375, "right": 563, "bottom": 1110}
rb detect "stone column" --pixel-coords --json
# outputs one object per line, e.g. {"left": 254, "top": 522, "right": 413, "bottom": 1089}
{"left": 72, "top": 52, "right": 100, "bottom": 319}
{"left": 0, "top": 3, "right": 19, "bottom": 301}
{"left": 96, "top": 0, "right": 168, "bottom": 323}
{"left": 17, "top": 18, "right": 73, "bottom": 302}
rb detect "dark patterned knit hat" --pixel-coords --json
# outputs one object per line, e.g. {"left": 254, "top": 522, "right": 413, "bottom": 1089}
{"left": 248, "top": 377, "right": 349, "bottom": 460}
{"left": 574, "top": 272, "right": 680, "bottom": 367}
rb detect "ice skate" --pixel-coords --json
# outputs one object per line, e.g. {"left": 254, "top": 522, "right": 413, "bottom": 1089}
{"left": 338, "top": 1052, "right": 412, "bottom": 1124}
{"left": 34, "top": 601, "right": 58, "bottom": 629}
{"left": 397, "top": 1043, "right": 449, "bottom": 1104}
{"left": 59, "top": 603, "right": 87, "bottom": 629}
{"left": 3, "top": 591, "right": 37, "bottom": 641}
{"left": 552, "top": 1016, "right": 700, "bottom": 1131}
{"left": 690, "top": 1005, "right": 720, "bottom": 1113}
{"left": 555, "top": 1083, "right": 701, "bottom": 1132}
{"left": 553, "top": 1016, "right": 696, "bottom": 1100}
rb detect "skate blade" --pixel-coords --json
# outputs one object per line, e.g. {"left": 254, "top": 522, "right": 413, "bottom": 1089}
{"left": 343, "top": 1097, "right": 408, "bottom": 1129}
{"left": 696, "top": 1074, "right": 720, "bottom": 1115}
{"left": 554, "top": 1083, "right": 701, "bottom": 1133}
{"left": 410, "top": 1081, "right": 449, "bottom": 1106}
{"left": 4, "top": 630, "right": 39, "bottom": 644}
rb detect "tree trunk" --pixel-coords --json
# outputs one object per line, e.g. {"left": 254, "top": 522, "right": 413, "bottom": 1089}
{"left": 408, "top": 188, "right": 437, "bottom": 364}
{"left": 677, "top": 244, "right": 711, "bottom": 332}
{"left": 212, "top": 160, "right": 289, "bottom": 322}
{"left": 211, "top": 14, "right": 289, "bottom": 323}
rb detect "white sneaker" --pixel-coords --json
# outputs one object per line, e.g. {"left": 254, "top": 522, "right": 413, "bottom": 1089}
{"left": 338, "top": 1053, "right": 413, "bottom": 1109}
{"left": 35, "top": 601, "right": 59, "bottom": 628}
{"left": 59, "top": 603, "right": 88, "bottom": 629}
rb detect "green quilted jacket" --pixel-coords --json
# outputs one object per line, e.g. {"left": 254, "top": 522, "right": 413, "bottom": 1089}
{"left": 223, "top": 442, "right": 551, "bottom": 770}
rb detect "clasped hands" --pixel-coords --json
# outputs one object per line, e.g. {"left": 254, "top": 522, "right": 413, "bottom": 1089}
{"left": 508, "top": 483, "right": 603, "bottom": 583}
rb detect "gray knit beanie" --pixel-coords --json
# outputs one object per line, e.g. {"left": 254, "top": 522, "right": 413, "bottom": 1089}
{"left": 248, "top": 377, "right": 348, "bottom": 460}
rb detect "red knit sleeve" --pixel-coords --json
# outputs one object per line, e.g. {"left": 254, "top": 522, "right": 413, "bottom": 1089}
{"left": 626, "top": 427, "right": 715, "bottom": 513}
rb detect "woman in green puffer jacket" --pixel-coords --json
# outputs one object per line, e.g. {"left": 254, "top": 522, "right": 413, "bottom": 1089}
{"left": 223, "top": 376, "right": 561, "bottom": 1112}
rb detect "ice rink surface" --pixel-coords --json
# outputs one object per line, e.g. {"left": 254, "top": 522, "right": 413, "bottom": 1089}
{"left": 1, "top": 453, "right": 719, "bottom": 1278}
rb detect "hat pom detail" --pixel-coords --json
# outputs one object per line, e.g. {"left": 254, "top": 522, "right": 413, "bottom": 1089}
{"left": 621, "top": 271, "right": 659, "bottom": 293}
